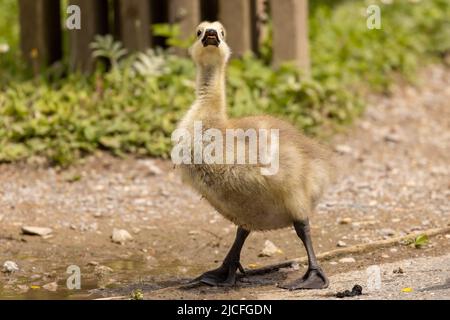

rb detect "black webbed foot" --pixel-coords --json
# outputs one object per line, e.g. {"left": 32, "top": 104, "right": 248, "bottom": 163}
{"left": 191, "top": 262, "right": 245, "bottom": 287}
{"left": 279, "top": 267, "right": 329, "bottom": 290}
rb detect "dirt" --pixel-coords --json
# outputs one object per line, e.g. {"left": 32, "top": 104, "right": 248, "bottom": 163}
{"left": 0, "top": 65, "right": 449, "bottom": 300}
{"left": 258, "top": 254, "right": 450, "bottom": 300}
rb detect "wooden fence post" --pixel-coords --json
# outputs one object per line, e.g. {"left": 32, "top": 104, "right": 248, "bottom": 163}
{"left": 252, "top": 0, "right": 268, "bottom": 55}
{"left": 270, "top": 0, "right": 310, "bottom": 73}
{"left": 116, "top": 0, "right": 152, "bottom": 52}
{"left": 218, "top": 0, "right": 253, "bottom": 57}
{"left": 150, "top": 0, "right": 169, "bottom": 48}
{"left": 18, "top": 0, "right": 62, "bottom": 74}
{"left": 168, "top": 0, "right": 200, "bottom": 54}
{"left": 201, "top": 0, "right": 218, "bottom": 21}
{"left": 68, "top": 0, "right": 109, "bottom": 73}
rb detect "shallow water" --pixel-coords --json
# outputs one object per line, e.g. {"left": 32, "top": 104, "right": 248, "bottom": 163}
{"left": 0, "top": 257, "right": 151, "bottom": 300}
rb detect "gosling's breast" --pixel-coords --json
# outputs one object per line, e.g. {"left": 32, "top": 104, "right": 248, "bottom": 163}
{"left": 180, "top": 164, "right": 292, "bottom": 230}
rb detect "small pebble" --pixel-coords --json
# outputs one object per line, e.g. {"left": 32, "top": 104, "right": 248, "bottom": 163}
{"left": 337, "top": 240, "right": 347, "bottom": 247}
{"left": 43, "top": 282, "right": 58, "bottom": 292}
{"left": 2, "top": 261, "right": 19, "bottom": 273}
{"left": 291, "top": 262, "right": 300, "bottom": 271}
{"left": 111, "top": 228, "right": 133, "bottom": 244}
{"left": 379, "top": 228, "right": 396, "bottom": 237}
{"left": 140, "top": 160, "right": 163, "bottom": 176}
{"left": 334, "top": 144, "right": 353, "bottom": 155}
{"left": 338, "top": 217, "right": 352, "bottom": 225}
{"left": 21, "top": 226, "right": 53, "bottom": 237}
{"left": 94, "top": 265, "right": 113, "bottom": 275}
{"left": 339, "top": 257, "right": 356, "bottom": 263}
{"left": 259, "top": 240, "right": 283, "bottom": 257}
{"left": 17, "top": 285, "right": 29, "bottom": 293}
{"left": 393, "top": 267, "right": 404, "bottom": 274}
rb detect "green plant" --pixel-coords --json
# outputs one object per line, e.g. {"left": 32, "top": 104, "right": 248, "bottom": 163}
{"left": 152, "top": 23, "right": 194, "bottom": 49}
{"left": 309, "top": 0, "right": 450, "bottom": 91}
{"left": 0, "top": 50, "right": 358, "bottom": 165}
{"left": 414, "top": 234, "right": 429, "bottom": 248}
{"left": 90, "top": 35, "right": 128, "bottom": 69}
{"left": 132, "top": 49, "right": 169, "bottom": 77}
{"left": 401, "top": 234, "right": 429, "bottom": 249}
{"left": 130, "top": 289, "right": 144, "bottom": 300}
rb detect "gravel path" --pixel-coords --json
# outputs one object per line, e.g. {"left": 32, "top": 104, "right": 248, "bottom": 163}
{"left": 258, "top": 254, "right": 450, "bottom": 300}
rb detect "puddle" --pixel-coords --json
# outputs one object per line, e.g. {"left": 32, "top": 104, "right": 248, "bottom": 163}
{"left": 0, "top": 281, "right": 100, "bottom": 300}
{"left": 0, "top": 257, "right": 147, "bottom": 299}
{"left": 0, "top": 255, "right": 201, "bottom": 300}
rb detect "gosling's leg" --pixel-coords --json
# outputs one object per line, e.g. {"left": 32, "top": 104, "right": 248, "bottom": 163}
{"left": 192, "top": 227, "right": 250, "bottom": 286}
{"left": 280, "top": 219, "right": 329, "bottom": 290}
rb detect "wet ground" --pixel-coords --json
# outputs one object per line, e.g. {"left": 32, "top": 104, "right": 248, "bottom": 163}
{"left": 0, "top": 66, "right": 449, "bottom": 299}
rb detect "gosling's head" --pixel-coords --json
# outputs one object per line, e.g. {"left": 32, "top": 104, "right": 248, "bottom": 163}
{"left": 190, "top": 21, "right": 231, "bottom": 67}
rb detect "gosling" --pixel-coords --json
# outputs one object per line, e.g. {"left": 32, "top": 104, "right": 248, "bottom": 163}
{"left": 173, "top": 21, "right": 334, "bottom": 290}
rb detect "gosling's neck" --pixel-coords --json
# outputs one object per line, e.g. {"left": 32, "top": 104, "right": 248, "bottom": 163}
{"left": 193, "top": 62, "right": 227, "bottom": 121}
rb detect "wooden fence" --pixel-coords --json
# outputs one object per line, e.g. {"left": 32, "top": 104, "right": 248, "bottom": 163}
{"left": 18, "top": 0, "right": 309, "bottom": 74}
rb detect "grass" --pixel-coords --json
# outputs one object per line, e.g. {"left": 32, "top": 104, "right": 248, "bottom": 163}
{"left": 0, "top": 0, "right": 449, "bottom": 166}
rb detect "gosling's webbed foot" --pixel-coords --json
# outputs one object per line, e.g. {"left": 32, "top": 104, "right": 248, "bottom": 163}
{"left": 279, "top": 267, "right": 329, "bottom": 290}
{"left": 192, "top": 262, "right": 245, "bottom": 287}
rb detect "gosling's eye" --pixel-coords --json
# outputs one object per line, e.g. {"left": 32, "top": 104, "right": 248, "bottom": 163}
{"left": 197, "top": 30, "right": 202, "bottom": 38}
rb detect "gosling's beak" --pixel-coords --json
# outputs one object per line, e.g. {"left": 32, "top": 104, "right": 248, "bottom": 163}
{"left": 202, "top": 29, "right": 220, "bottom": 47}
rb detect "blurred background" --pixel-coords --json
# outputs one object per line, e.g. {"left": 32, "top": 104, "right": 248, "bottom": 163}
{"left": 0, "top": 0, "right": 449, "bottom": 165}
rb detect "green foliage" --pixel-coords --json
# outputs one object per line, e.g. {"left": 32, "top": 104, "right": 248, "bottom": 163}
{"left": 414, "top": 234, "right": 429, "bottom": 248}
{"left": 401, "top": 233, "right": 430, "bottom": 248}
{"left": 226, "top": 55, "right": 362, "bottom": 133}
{"left": 0, "top": 0, "right": 18, "bottom": 47}
{"left": 0, "top": 0, "right": 28, "bottom": 86}
{"left": 309, "top": 0, "right": 450, "bottom": 91}
{"left": 1, "top": 51, "right": 356, "bottom": 165}
{"left": 0, "top": 0, "right": 449, "bottom": 165}
{"left": 130, "top": 289, "right": 144, "bottom": 300}
{"left": 132, "top": 49, "right": 169, "bottom": 77}
{"left": 152, "top": 23, "right": 194, "bottom": 49}
{"left": 90, "top": 35, "right": 128, "bottom": 69}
